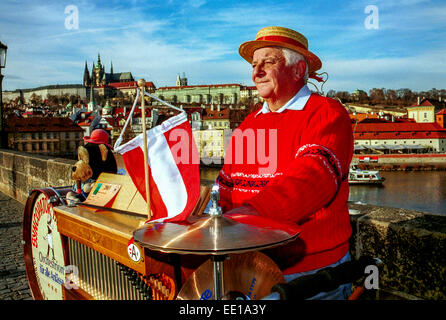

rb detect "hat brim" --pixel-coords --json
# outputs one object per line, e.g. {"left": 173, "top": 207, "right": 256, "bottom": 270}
{"left": 83, "top": 137, "right": 112, "bottom": 149}
{"left": 239, "top": 40, "right": 322, "bottom": 74}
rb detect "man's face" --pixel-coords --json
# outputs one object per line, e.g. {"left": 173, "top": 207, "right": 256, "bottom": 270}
{"left": 251, "top": 47, "right": 296, "bottom": 102}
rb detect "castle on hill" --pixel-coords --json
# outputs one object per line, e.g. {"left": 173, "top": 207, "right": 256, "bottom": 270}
{"left": 83, "top": 53, "right": 134, "bottom": 87}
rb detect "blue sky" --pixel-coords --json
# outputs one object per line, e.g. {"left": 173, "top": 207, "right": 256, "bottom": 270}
{"left": 0, "top": 0, "right": 445, "bottom": 93}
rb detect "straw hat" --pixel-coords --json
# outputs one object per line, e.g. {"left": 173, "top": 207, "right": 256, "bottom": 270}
{"left": 239, "top": 26, "right": 322, "bottom": 75}
{"left": 83, "top": 129, "right": 112, "bottom": 149}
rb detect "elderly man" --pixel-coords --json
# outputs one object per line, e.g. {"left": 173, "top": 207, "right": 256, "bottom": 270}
{"left": 217, "top": 26, "right": 354, "bottom": 299}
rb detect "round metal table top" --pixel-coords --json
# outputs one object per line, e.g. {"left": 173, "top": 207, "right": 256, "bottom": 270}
{"left": 133, "top": 213, "right": 300, "bottom": 255}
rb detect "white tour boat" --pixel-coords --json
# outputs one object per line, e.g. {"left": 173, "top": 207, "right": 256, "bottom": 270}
{"left": 349, "top": 165, "right": 385, "bottom": 185}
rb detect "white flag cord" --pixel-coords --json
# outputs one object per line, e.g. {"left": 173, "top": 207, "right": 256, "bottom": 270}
{"left": 113, "top": 81, "right": 187, "bottom": 221}
{"left": 113, "top": 88, "right": 140, "bottom": 150}
{"left": 144, "top": 91, "right": 185, "bottom": 113}
{"left": 114, "top": 89, "right": 186, "bottom": 151}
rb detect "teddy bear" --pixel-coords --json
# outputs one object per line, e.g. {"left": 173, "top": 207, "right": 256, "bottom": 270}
{"left": 66, "top": 129, "right": 118, "bottom": 205}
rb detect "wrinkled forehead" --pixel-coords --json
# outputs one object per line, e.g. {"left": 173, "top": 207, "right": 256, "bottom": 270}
{"left": 252, "top": 46, "right": 284, "bottom": 62}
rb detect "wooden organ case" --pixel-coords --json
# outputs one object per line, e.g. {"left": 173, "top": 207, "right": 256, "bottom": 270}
{"left": 23, "top": 173, "right": 210, "bottom": 300}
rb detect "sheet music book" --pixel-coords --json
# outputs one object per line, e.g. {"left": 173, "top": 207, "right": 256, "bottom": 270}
{"left": 82, "top": 182, "right": 121, "bottom": 210}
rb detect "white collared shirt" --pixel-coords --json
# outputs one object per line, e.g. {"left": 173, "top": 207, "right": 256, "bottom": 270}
{"left": 255, "top": 84, "right": 312, "bottom": 117}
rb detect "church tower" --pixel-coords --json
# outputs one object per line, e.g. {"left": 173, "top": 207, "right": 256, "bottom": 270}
{"left": 88, "top": 82, "right": 96, "bottom": 112}
{"left": 83, "top": 61, "right": 91, "bottom": 87}
{"left": 176, "top": 72, "right": 188, "bottom": 86}
{"left": 102, "top": 99, "right": 113, "bottom": 117}
{"left": 91, "top": 62, "right": 96, "bottom": 86}
{"left": 93, "top": 53, "right": 105, "bottom": 86}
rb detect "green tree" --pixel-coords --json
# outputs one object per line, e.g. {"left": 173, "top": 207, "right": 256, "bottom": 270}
{"left": 369, "top": 88, "right": 385, "bottom": 105}
{"left": 29, "top": 93, "right": 42, "bottom": 105}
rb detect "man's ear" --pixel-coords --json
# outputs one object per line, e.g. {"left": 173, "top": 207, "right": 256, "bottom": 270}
{"left": 293, "top": 60, "right": 307, "bottom": 83}
{"left": 98, "top": 144, "right": 108, "bottom": 162}
{"left": 78, "top": 146, "right": 89, "bottom": 164}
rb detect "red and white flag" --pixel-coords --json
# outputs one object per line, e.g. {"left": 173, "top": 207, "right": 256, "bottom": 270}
{"left": 115, "top": 112, "right": 200, "bottom": 222}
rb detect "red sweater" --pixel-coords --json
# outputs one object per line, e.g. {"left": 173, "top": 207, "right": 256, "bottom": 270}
{"left": 217, "top": 92, "right": 353, "bottom": 274}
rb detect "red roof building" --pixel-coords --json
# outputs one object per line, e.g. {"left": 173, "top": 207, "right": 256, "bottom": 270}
{"left": 353, "top": 119, "right": 446, "bottom": 153}
{"left": 436, "top": 109, "right": 446, "bottom": 129}
{"left": 201, "top": 105, "right": 230, "bottom": 130}
{"left": 107, "top": 81, "right": 156, "bottom": 90}
{"left": 4, "top": 117, "right": 83, "bottom": 157}
{"left": 406, "top": 98, "right": 443, "bottom": 123}
{"left": 409, "top": 99, "right": 435, "bottom": 107}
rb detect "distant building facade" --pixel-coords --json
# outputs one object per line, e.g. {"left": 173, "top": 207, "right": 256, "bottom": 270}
{"left": 407, "top": 98, "right": 436, "bottom": 123}
{"left": 352, "top": 98, "right": 446, "bottom": 154}
{"left": 4, "top": 117, "right": 84, "bottom": 158}
{"left": 193, "top": 129, "right": 227, "bottom": 159}
{"left": 154, "top": 73, "right": 260, "bottom": 106}
{"left": 156, "top": 83, "right": 241, "bottom": 105}
{"left": 107, "top": 81, "right": 156, "bottom": 97}
{"left": 202, "top": 104, "right": 230, "bottom": 130}
{"left": 2, "top": 84, "right": 88, "bottom": 103}
{"left": 353, "top": 120, "right": 446, "bottom": 153}
{"left": 436, "top": 109, "right": 446, "bottom": 128}
{"left": 240, "top": 86, "right": 260, "bottom": 104}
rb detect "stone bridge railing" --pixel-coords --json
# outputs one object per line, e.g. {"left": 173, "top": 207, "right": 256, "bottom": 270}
{"left": 348, "top": 202, "right": 445, "bottom": 300}
{"left": 0, "top": 149, "right": 75, "bottom": 203}
{"left": 0, "top": 149, "right": 444, "bottom": 300}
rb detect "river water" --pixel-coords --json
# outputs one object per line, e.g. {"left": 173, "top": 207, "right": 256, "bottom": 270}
{"left": 200, "top": 168, "right": 446, "bottom": 216}
{"left": 348, "top": 170, "right": 446, "bottom": 215}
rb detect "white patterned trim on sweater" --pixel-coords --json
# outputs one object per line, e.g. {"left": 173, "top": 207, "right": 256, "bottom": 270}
{"left": 231, "top": 172, "right": 283, "bottom": 179}
{"left": 295, "top": 144, "right": 343, "bottom": 179}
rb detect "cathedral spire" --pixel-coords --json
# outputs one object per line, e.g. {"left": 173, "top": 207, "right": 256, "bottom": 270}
{"left": 88, "top": 81, "right": 96, "bottom": 112}
{"left": 83, "top": 61, "right": 90, "bottom": 87}
{"left": 90, "top": 84, "right": 95, "bottom": 103}
{"left": 91, "top": 61, "right": 96, "bottom": 86}
{"left": 110, "top": 61, "right": 113, "bottom": 75}
{"left": 97, "top": 53, "right": 102, "bottom": 68}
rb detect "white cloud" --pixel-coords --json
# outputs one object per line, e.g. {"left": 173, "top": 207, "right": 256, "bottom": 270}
{"left": 323, "top": 49, "right": 446, "bottom": 91}
{"left": 1, "top": 0, "right": 445, "bottom": 93}
{"left": 188, "top": 0, "right": 207, "bottom": 8}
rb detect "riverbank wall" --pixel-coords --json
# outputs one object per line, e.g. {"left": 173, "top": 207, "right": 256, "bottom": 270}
{"left": 352, "top": 154, "right": 446, "bottom": 171}
{"left": 0, "top": 148, "right": 445, "bottom": 300}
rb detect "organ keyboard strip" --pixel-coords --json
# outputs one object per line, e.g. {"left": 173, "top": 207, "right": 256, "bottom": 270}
{"left": 55, "top": 204, "right": 180, "bottom": 300}
{"left": 68, "top": 238, "right": 145, "bottom": 300}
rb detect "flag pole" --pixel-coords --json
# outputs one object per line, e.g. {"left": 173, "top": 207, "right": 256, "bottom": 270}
{"left": 138, "top": 78, "right": 152, "bottom": 220}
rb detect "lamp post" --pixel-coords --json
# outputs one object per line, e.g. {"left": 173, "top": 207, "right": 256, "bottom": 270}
{"left": 0, "top": 41, "right": 7, "bottom": 148}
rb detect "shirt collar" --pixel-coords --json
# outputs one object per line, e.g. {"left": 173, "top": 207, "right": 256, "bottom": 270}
{"left": 255, "top": 84, "right": 312, "bottom": 117}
